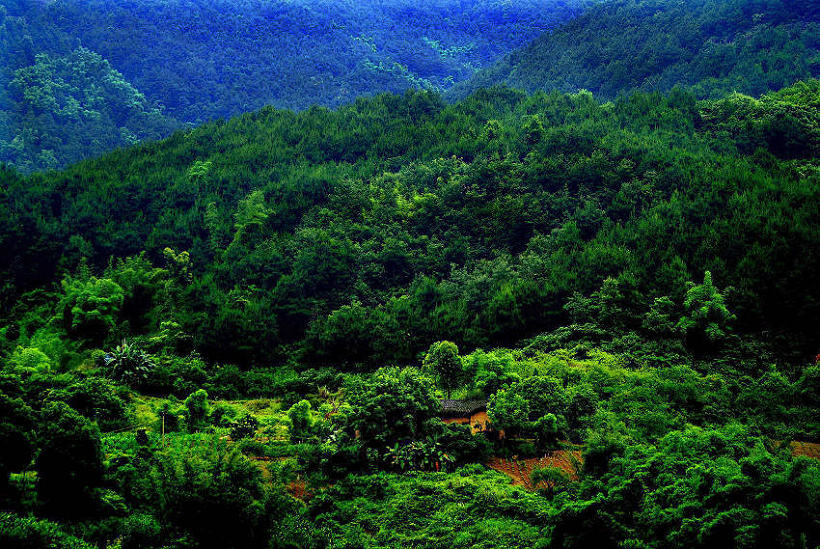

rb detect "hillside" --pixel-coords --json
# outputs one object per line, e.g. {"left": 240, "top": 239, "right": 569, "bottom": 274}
{"left": 0, "top": 80, "right": 820, "bottom": 549}
{"left": 449, "top": 0, "right": 820, "bottom": 101}
{"left": 0, "top": 0, "right": 591, "bottom": 173}
{"left": 3, "top": 81, "right": 820, "bottom": 367}
{"left": 1, "top": 80, "right": 819, "bottom": 547}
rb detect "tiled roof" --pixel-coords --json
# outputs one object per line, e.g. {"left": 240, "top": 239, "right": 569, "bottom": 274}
{"left": 440, "top": 399, "right": 486, "bottom": 417}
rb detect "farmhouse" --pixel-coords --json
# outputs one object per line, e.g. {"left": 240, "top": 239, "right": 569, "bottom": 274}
{"left": 440, "top": 399, "right": 495, "bottom": 435}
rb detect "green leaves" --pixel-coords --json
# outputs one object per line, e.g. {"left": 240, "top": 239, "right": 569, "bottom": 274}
{"left": 103, "top": 340, "right": 156, "bottom": 386}
{"left": 59, "top": 274, "right": 125, "bottom": 346}
{"left": 345, "top": 367, "right": 438, "bottom": 454}
{"left": 3, "top": 47, "right": 178, "bottom": 172}
{"left": 677, "top": 271, "right": 736, "bottom": 350}
{"left": 36, "top": 401, "right": 104, "bottom": 518}
{"left": 423, "top": 340, "right": 463, "bottom": 397}
{"left": 287, "top": 399, "right": 314, "bottom": 441}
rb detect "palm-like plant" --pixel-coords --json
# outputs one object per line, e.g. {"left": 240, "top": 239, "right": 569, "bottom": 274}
{"left": 103, "top": 340, "right": 155, "bottom": 385}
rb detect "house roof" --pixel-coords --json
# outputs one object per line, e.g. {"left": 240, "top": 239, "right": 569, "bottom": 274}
{"left": 440, "top": 399, "right": 487, "bottom": 417}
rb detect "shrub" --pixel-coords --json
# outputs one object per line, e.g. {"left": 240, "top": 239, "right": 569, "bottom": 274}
{"left": 7, "top": 346, "right": 52, "bottom": 373}
{"left": 287, "top": 400, "right": 313, "bottom": 441}
{"left": 48, "top": 377, "right": 130, "bottom": 432}
{"left": 231, "top": 414, "right": 260, "bottom": 440}
{"left": 102, "top": 340, "right": 155, "bottom": 386}
{"left": 0, "top": 512, "right": 93, "bottom": 549}
{"left": 155, "top": 402, "right": 183, "bottom": 433}
{"left": 209, "top": 403, "right": 238, "bottom": 427}
{"left": 0, "top": 391, "right": 35, "bottom": 503}
{"left": 183, "top": 389, "right": 210, "bottom": 432}
{"left": 36, "top": 402, "right": 104, "bottom": 518}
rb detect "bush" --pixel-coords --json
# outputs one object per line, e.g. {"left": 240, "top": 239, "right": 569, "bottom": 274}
{"left": 36, "top": 402, "right": 104, "bottom": 518}
{"left": 231, "top": 414, "right": 260, "bottom": 440}
{"left": 58, "top": 274, "right": 125, "bottom": 346}
{"left": 7, "top": 346, "right": 52, "bottom": 373}
{"left": 48, "top": 376, "right": 130, "bottom": 432}
{"left": 209, "top": 403, "right": 238, "bottom": 427}
{"left": 140, "top": 354, "right": 209, "bottom": 397}
{"left": 155, "top": 402, "right": 184, "bottom": 433}
{"left": 0, "top": 391, "right": 35, "bottom": 504}
{"left": 183, "top": 389, "right": 210, "bottom": 432}
{"left": 287, "top": 400, "right": 313, "bottom": 441}
{"left": 0, "top": 512, "right": 94, "bottom": 549}
{"left": 102, "top": 340, "right": 155, "bottom": 386}
{"left": 146, "top": 443, "right": 268, "bottom": 548}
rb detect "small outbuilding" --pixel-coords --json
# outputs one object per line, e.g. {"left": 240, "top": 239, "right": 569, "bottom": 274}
{"left": 440, "top": 399, "right": 493, "bottom": 435}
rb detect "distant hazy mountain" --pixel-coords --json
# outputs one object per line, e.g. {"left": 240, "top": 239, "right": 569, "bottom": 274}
{"left": 449, "top": 0, "right": 820, "bottom": 101}
{"left": 0, "top": 0, "right": 592, "bottom": 172}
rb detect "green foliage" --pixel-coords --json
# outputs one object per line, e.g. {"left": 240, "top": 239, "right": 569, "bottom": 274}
{"left": 58, "top": 272, "right": 125, "bottom": 346}
{"left": 47, "top": 376, "right": 130, "bottom": 432}
{"left": 1, "top": 47, "right": 178, "bottom": 173}
{"left": 230, "top": 414, "right": 259, "bottom": 440}
{"left": 558, "top": 424, "right": 820, "bottom": 549}
{"left": 488, "top": 389, "right": 529, "bottom": 435}
{"left": 386, "top": 437, "right": 454, "bottom": 472}
{"left": 140, "top": 442, "right": 273, "bottom": 549}
{"left": 0, "top": 0, "right": 589, "bottom": 172}
{"left": 422, "top": 340, "right": 463, "bottom": 397}
{"left": 156, "top": 402, "right": 183, "bottom": 434}
{"left": 0, "top": 391, "right": 35, "bottom": 500}
{"left": 310, "top": 469, "right": 550, "bottom": 548}
{"left": 529, "top": 465, "right": 571, "bottom": 496}
{"left": 183, "top": 389, "right": 210, "bottom": 432}
{"left": 287, "top": 399, "right": 314, "bottom": 441}
{"left": 7, "top": 346, "right": 52, "bottom": 373}
{"left": 0, "top": 512, "right": 94, "bottom": 549}
{"left": 345, "top": 367, "right": 438, "bottom": 454}
{"left": 452, "top": 0, "right": 820, "bottom": 101}
{"left": 0, "top": 54, "right": 818, "bottom": 549}
{"left": 533, "top": 413, "right": 562, "bottom": 452}
{"left": 489, "top": 377, "right": 569, "bottom": 439}
{"left": 4, "top": 83, "right": 820, "bottom": 366}
{"left": 677, "top": 271, "right": 736, "bottom": 351}
{"left": 103, "top": 340, "right": 156, "bottom": 386}
{"left": 36, "top": 401, "right": 104, "bottom": 518}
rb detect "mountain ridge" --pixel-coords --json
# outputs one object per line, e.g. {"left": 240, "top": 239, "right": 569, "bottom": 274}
{"left": 448, "top": 0, "right": 820, "bottom": 101}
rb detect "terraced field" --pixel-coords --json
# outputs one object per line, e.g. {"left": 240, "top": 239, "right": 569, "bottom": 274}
{"left": 487, "top": 448, "right": 583, "bottom": 489}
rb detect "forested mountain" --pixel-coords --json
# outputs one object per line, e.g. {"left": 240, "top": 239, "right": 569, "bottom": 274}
{"left": 3, "top": 82, "right": 820, "bottom": 369}
{"left": 0, "top": 46, "right": 179, "bottom": 173}
{"left": 1, "top": 80, "right": 819, "bottom": 548}
{"left": 450, "top": 0, "right": 820, "bottom": 101}
{"left": 5, "top": 0, "right": 818, "bottom": 173}
{"left": 0, "top": 0, "right": 591, "bottom": 172}
{"left": 2, "top": 1, "right": 820, "bottom": 546}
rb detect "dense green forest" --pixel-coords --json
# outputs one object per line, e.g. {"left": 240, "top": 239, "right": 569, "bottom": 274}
{"left": 6, "top": 0, "right": 820, "bottom": 174}
{"left": 1, "top": 73, "right": 819, "bottom": 547}
{"left": 450, "top": 0, "right": 820, "bottom": 101}
{"left": 0, "top": 0, "right": 591, "bottom": 172}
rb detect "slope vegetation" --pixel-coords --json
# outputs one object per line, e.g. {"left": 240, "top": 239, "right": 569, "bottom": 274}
{"left": 450, "top": 0, "right": 820, "bottom": 101}
{"left": 0, "top": 0, "right": 591, "bottom": 172}
{"left": 2, "top": 81, "right": 819, "bottom": 370}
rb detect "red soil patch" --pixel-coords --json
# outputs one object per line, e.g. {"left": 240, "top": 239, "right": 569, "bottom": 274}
{"left": 488, "top": 440, "right": 820, "bottom": 490}
{"left": 287, "top": 479, "right": 309, "bottom": 501}
{"left": 487, "top": 448, "right": 583, "bottom": 490}
{"left": 790, "top": 441, "right": 820, "bottom": 460}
